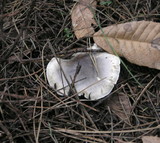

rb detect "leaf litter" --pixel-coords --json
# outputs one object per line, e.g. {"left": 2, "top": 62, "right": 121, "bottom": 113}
{"left": 93, "top": 21, "right": 160, "bottom": 70}
{"left": 71, "top": 0, "right": 97, "bottom": 39}
{"left": 142, "top": 136, "right": 160, "bottom": 143}
{"left": 106, "top": 93, "right": 132, "bottom": 124}
{"left": 0, "top": 0, "right": 160, "bottom": 143}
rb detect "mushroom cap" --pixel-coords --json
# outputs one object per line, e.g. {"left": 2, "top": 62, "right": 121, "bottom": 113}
{"left": 46, "top": 52, "right": 120, "bottom": 100}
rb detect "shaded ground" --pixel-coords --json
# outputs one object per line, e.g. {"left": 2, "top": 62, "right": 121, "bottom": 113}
{"left": 0, "top": 0, "right": 160, "bottom": 142}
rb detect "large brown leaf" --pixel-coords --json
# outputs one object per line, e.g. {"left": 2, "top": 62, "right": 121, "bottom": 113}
{"left": 71, "top": 0, "right": 97, "bottom": 39}
{"left": 142, "top": 136, "right": 160, "bottom": 143}
{"left": 93, "top": 21, "right": 160, "bottom": 70}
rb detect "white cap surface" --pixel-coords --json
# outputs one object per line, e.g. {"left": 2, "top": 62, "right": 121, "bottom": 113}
{"left": 46, "top": 51, "right": 120, "bottom": 100}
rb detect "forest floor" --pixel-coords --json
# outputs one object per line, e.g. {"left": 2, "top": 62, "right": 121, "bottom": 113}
{"left": 0, "top": 0, "right": 160, "bottom": 143}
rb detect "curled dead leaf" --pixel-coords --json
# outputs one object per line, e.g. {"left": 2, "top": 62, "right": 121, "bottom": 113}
{"left": 93, "top": 21, "right": 160, "bottom": 70}
{"left": 106, "top": 93, "right": 132, "bottom": 124}
{"left": 71, "top": 0, "right": 97, "bottom": 39}
{"left": 142, "top": 136, "right": 160, "bottom": 143}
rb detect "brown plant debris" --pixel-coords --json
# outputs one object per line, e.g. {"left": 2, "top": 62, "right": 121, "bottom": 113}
{"left": 0, "top": 0, "right": 160, "bottom": 142}
{"left": 93, "top": 21, "right": 160, "bottom": 70}
{"left": 71, "top": 0, "right": 97, "bottom": 39}
{"left": 142, "top": 136, "right": 160, "bottom": 143}
{"left": 106, "top": 93, "right": 132, "bottom": 124}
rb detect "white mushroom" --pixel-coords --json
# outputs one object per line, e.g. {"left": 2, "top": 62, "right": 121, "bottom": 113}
{"left": 46, "top": 47, "right": 120, "bottom": 100}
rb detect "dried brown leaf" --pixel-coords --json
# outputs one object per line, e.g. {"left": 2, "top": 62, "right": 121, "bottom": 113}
{"left": 71, "top": 0, "right": 97, "bottom": 39}
{"left": 93, "top": 21, "right": 160, "bottom": 70}
{"left": 106, "top": 93, "right": 132, "bottom": 124}
{"left": 142, "top": 136, "right": 160, "bottom": 143}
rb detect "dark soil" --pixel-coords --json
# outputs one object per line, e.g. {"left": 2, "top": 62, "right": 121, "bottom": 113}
{"left": 0, "top": 0, "right": 160, "bottom": 143}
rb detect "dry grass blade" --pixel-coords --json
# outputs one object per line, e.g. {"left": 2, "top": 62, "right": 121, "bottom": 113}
{"left": 93, "top": 21, "right": 160, "bottom": 70}
{"left": 54, "top": 124, "right": 160, "bottom": 134}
